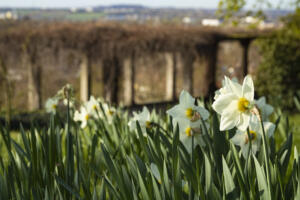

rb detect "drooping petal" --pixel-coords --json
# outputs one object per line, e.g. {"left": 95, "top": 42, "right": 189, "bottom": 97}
{"left": 242, "top": 75, "right": 254, "bottom": 101}
{"left": 212, "top": 93, "right": 238, "bottom": 114}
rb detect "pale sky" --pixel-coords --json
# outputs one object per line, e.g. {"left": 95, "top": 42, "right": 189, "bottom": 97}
{"left": 0, "top": 0, "right": 290, "bottom": 9}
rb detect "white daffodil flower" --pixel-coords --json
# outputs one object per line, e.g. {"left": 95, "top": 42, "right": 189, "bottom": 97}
{"left": 255, "top": 96, "right": 274, "bottom": 121}
{"left": 128, "top": 106, "right": 151, "bottom": 134}
{"left": 176, "top": 118, "right": 205, "bottom": 153}
{"left": 63, "top": 98, "right": 74, "bottom": 108}
{"left": 167, "top": 90, "right": 209, "bottom": 122}
{"left": 45, "top": 98, "right": 59, "bottom": 114}
{"left": 212, "top": 75, "right": 255, "bottom": 131}
{"left": 86, "top": 96, "right": 100, "bottom": 117}
{"left": 74, "top": 106, "right": 91, "bottom": 128}
{"left": 102, "top": 103, "right": 116, "bottom": 124}
{"left": 231, "top": 116, "right": 275, "bottom": 158}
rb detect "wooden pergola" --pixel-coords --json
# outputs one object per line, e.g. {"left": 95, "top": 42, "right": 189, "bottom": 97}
{"left": 0, "top": 21, "right": 273, "bottom": 110}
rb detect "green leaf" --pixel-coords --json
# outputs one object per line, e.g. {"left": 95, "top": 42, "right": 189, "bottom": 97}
{"left": 222, "top": 156, "right": 238, "bottom": 199}
{"left": 204, "top": 152, "right": 212, "bottom": 194}
{"left": 253, "top": 156, "right": 271, "bottom": 200}
{"left": 137, "top": 169, "right": 151, "bottom": 200}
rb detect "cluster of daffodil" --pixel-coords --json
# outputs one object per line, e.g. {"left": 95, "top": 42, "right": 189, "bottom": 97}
{"left": 73, "top": 96, "right": 116, "bottom": 128}
{"left": 45, "top": 84, "right": 75, "bottom": 114}
{"left": 45, "top": 85, "right": 116, "bottom": 129}
{"left": 212, "top": 75, "right": 275, "bottom": 158}
{"left": 128, "top": 75, "right": 275, "bottom": 158}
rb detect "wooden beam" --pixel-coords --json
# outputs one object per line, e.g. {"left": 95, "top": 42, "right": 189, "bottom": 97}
{"left": 200, "top": 42, "right": 218, "bottom": 96}
{"left": 180, "top": 52, "right": 194, "bottom": 95}
{"left": 80, "top": 55, "right": 91, "bottom": 102}
{"left": 240, "top": 39, "right": 251, "bottom": 77}
{"left": 165, "top": 52, "right": 176, "bottom": 101}
{"left": 26, "top": 50, "right": 42, "bottom": 111}
{"left": 123, "top": 53, "right": 135, "bottom": 105}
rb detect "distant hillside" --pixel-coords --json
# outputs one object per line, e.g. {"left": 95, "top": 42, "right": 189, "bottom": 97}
{"left": 0, "top": 4, "right": 293, "bottom": 23}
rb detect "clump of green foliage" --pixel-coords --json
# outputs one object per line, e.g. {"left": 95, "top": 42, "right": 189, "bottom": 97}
{"left": 0, "top": 95, "right": 300, "bottom": 199}
{"left": 255, "top": 9, "right": 300, "bottom": 110}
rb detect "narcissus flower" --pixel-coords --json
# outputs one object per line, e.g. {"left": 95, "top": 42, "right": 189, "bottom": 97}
{"left": 231, "top": 116, "right": 275, "bottom": 158}
{"left": 128, "top": 106, "right": 152, "bottom": 133}
{"left": 176, "top": 118, "right": 205, "bottom": 153}
{"left": 102, "top": 103, "right": 116, "bottom": 118}
{"left": 212, "top": 75, "right": 255, "bottom": 131}
{"left": 86, "top": 96, "right": 100, "bottom": 116}
{"left": 255, "top": 96, "right": 274, "bottom": 121}
{"left": 167, "top": 90, "right": 209, "bottom": 122}
{"left": 74, "top": 106, "right": 91, "bottom": 128}
{"left": 45, "top": 98, "right": 59, "bottom": 114}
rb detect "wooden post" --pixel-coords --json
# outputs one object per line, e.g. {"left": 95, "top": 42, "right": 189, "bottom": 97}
{"left": 181, "top": 52, "right": 194, "bottom": 95}
{"left": 123, "top": 53, "right": 135, "bottom": 105}
{"left": 240, "top": 39, "right": 250, "bottom": 77}
{"left": 201, "top": 42, "right": 218, "bottom": 96}
{"left": 103, "top": 56, "right": 120, "bottom": 103}
{"left": 80, "top": 55, "right": 91, "bottom": 102}
{"left": 26, "top": 50, "right": 42, "bottom": 111}
{"left": 165, "top": 52, "right": 176, "bottom": 101}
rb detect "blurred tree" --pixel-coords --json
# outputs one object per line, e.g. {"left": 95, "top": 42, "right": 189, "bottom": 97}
{"left": 217, "top": 0, "right": 300, "bottom": 110}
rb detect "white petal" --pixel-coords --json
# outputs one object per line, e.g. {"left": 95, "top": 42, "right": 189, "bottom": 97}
{"left": 251, "top": 143, "right": 259, "bottom": 155}
{"left": 166, "top": 105, "right": 186, "bottom": 119}
{"left": 194, "top": 134, "right": 205, "bottom": 147}
{"left": 249, "top": 115, "right": 260, "bottom": 131}
{"left": 263, "top": 122, "right": 275, "bottom": 138}
{"left": 81, "top": 121, "right": 87, "bottom": 129}
{"left": 237, "top": 113, "right": 250, "bottom": 131}
{"left": 241, "top": 144, "right": 250, "bottom": 158}
{"left": 179, "top": 90, "right": 195, "bottom": 108}
{"left": 231, "top": 132, "right": 245, "bottom": 146}
{"left": 220, "top": 110, "right": 239, "bottom": 131}
{"left": 194, "top": 106, "right": 210, "bottom": 120}
{"left": 212, "top": 93, "right": 238, "bottom": 114}
{"left": 181, "top": 135, "right": 193, "bottom": 153}
{"left": 242, "top": 75, "right": 254, "bottom": 101}
{"left": 225, "top": 76, "right": 242, "bottom": 97}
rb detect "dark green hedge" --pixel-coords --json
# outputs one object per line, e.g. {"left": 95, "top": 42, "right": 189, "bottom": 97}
{"left": 255, "top": 9, "right": 300, "bottom": 110}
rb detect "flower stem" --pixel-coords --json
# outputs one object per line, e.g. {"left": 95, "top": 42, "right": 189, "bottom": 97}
{"left": 189, "top": 135, "right": 194, "bottom": 200}
{"left": 260, "top": 119, "right": 272, "bottom": 197}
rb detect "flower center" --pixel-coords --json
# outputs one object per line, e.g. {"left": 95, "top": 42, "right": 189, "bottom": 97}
{"left": 52, "top": 104, "right": 57, "bottom": 109}
{"left": 146, "top": 121, "right": 151, "bottom": 128}
{"left": 245, "top": 130, "right": 257, "bottom": 144}
{"left": 185, "top": 108, "right": 194, "bottom": 119}
{"left": 92, "top": 104, "right": 97, "bottom": 110}
{"left": 185, "top": 127, "right": 192, "bottom": 137}
{"left": 108, "top": 110, "right": 114, "bottom": 116}
{"left": 238, "top": 97, "right": 250, "bottom": 112}
{"left": 85, "top": 114, "right": 90, "bottom": 121}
